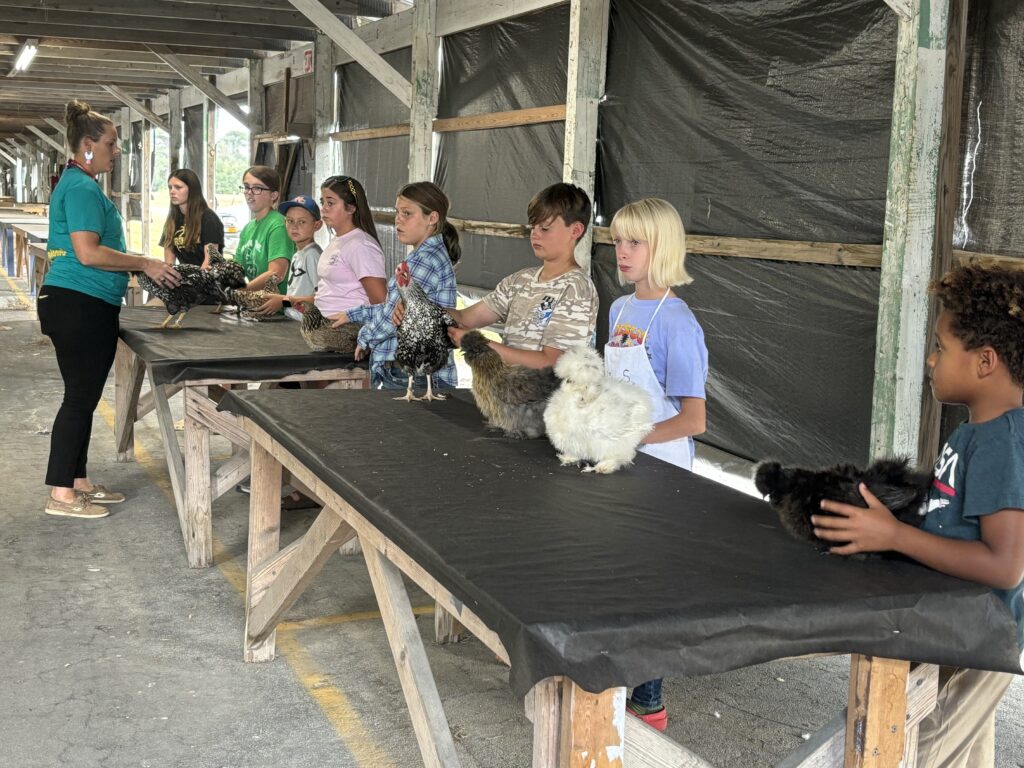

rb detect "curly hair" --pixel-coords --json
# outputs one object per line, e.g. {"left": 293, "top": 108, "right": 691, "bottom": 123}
{"left": 930, "top": 262, "right": 1024, "bottom": 386}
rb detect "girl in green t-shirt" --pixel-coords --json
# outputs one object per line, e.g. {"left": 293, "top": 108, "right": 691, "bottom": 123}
{"left": 235, "top": 165, "right": 294, "bottom": 294}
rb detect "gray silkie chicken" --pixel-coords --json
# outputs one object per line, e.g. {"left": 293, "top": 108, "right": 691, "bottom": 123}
{"left": 136, "top": 245, "right": 247, "bottom": 329}
{"left": 297, "top": 302, "right": 363, "bottom": 354}
{"left": 223, "top": 272, "right": 282, "bottom": 321}
{"left": 460, "top": 330, "right": 558, "bottom": 439}
{"left": 393, "top": 261, "right": 456, "bottom": 402}
{"left": 753, "top": 457, "right": 931, "bottom": 551}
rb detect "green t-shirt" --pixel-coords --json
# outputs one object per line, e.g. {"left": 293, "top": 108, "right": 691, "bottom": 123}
{"left": 44, "top": 165, "right": 128, "bottom": 306}
{"left": 235, "top": 210, "right": 293, "bottom": 294}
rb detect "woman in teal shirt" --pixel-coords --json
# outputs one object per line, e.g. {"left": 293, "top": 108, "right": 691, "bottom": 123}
{"left": 234, "top": 165, "right": 293, "bottom": 293}
{"left": 39, "top": 99, "right": 180, "bottom": 520}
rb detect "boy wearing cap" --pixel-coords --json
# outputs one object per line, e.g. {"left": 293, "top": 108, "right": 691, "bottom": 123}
{"left": 256, "top": 195, "right": 324, "bottom": 319}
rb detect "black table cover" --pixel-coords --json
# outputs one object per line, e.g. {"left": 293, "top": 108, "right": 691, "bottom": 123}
{"left": 119, "top": 307, "right": 363, "bottom": 386}
{"left": 219, "top": 389, "right": 1021, "bottom": 696}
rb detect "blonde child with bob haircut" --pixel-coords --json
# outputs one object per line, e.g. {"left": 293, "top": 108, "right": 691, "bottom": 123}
{"left": 605, "top": 197, "right": 709, "bottom": 730}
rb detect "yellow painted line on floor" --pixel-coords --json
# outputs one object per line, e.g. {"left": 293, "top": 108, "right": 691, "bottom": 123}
{"left": 0, "top": 266, "right": 31, "bottom": 308}
{"left": 95, "top": 397, "right": 394, "bottom": 767}
{"left": 280, "top": 604, "right": 434, "bottom": 632}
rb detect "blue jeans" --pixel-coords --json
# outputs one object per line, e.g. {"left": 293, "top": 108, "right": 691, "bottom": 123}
{"left": 372, "top": 364, "right": 454, "bottom": 393}
{"left": 630, "top": 678, "right": 663, "bottom": 710}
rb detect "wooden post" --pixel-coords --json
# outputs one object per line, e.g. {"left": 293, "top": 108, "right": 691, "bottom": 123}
{"left": 141, "top": 116, "right": 152, "bottom": 258}
{"left": 917, "top": 0, "right": 968, "bottom": 464}
{"left": 113, "top": 340, "right": 145, "bottom": 462}
{"left": 168, "top": 88, "right": 183, "bottom": 171}
{"left": 531, "top": 678, "right": 564, "bottom": 768}
{"left": 562, "top": 0, "right": 610, "bottom": 273}
{"left": 183, "top": 386, "right": 213, "bottom": 568}
{"left": 845, "top": 655, "right": 910, "bottom": 768}
{"left": 205, "top": 100, "right": 217, "bottom": 208}
{"left": 244, "top": 439, "right": 283, "bottom": 662}
{"left": 559, "top": 683, "right": 626, "bottom": 768}
{"left": 313, "top": 31, "right": 337, "bottom": 190}
{"left": 871, "top": 0, "right": 952, "bottom": 460}
{"left": 248, "top": 58, "right": 266, "bottom": 164}
{"left": 408, "top": 0, "right": 438, "bottom": 182}
{"left": 118, "top": 108, "right": 130, "bottom": 225}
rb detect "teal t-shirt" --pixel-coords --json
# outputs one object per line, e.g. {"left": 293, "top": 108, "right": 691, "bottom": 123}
{"left": 44, "top": 165, "right": 128, "bottom": 306}
{"left": 923, "top": 408, "right": 1024, "bottom": 662}
{"left": 235, "top": 210, "right": 293, "bottom": 294}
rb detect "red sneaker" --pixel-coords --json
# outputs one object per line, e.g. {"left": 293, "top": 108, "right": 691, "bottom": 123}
{"left": 626, "top": 704, "right": 668, "bottom": 732}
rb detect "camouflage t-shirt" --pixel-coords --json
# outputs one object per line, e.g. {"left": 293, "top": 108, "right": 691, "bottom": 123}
{"left": 482, "top": 266, "right": 598, "bottom": 351}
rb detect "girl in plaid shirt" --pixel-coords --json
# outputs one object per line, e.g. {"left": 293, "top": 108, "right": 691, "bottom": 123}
{"left": 335, "top": 182, "right": 460, "bottom": 389}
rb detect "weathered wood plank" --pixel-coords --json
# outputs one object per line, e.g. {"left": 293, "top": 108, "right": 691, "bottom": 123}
{"left": 363, "top": 538, "right": 461, "bottom": 768}
{"left": 247, "top": 506, "right": 354, "bottom": 643}
{"left": 114, "top": 340, "right": 145, "bottom": 462}
{"left": 149, "top": 376, "right": 186, "bottom": 514}
{"left": 243, "top": 440, "right": 283, "bottom": 663}
{"left": 408, "top": 0, "right": 437, "bottom": 182}
{"left": 183, "top": 388, "right": 213, "bottom": 568}
{"left": 559, "top": 683, "right": 626, "bottom": 768}
{"left": 845, "top": 655, "right": 910, "bottom": 768}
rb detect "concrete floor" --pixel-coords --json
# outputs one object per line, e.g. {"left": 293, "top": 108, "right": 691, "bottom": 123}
{"left": 1, "top": 269, "right": 1022, "bottom": 768}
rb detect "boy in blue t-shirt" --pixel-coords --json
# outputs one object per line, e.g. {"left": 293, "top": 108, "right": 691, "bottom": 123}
{"left": 816, "top": 264, "right": 1024, "bottom": 766}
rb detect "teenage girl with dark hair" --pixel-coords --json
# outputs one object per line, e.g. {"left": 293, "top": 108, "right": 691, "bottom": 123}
{"left": 160, "top": 168, "right": 224, "bottom": 269}
{"left": 39, "top": 99, "right": 180, "bottom": 519}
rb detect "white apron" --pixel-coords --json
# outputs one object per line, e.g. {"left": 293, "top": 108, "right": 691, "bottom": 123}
{"left": 604, "top": 291, "right": 693, "bottom": 470}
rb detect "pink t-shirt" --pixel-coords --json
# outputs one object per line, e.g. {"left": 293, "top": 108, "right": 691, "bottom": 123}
{"left": 314, "top": 228, "right": 387, "bottom": 315}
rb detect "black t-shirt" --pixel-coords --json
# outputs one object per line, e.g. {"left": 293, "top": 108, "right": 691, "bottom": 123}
{"left": 162, "top": 208, "right": 225, "bottom": 266}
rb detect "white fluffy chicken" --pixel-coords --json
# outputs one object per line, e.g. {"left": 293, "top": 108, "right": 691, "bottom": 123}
{"left": 543, "top": 345, "right": 654, "bottom": 473}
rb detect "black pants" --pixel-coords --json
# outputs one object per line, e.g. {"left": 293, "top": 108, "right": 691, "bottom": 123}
{"left": 38, "top": 285, "right": 120, "bottom": 488}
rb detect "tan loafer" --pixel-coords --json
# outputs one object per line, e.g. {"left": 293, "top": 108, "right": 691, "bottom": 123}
{"left": 85, "top": 485, "right": 126, "bottom": 504}
{"left": 46, "top": 492, "right": 109, "bottom": 519}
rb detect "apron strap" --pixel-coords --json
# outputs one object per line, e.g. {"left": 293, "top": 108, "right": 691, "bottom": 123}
{"left": 640, "top": 289, "right": 672, "bottom": 347}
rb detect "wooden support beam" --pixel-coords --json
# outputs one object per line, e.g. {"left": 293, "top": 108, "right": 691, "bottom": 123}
{"left": 25, "top": 125, "right": 64, "bottom": 154}
{"left": 150, "top": 45, "right": 253, "bottom": 131}
{"left": 562, "top": 0, "right": 609, "bottom": 273}
{"left": 117, "top": 108, "right": 130, "bottom": 223}
{"left": 141, "top": 117, "right": 152, "bottom": 255}
{"left": 101, "top": 85, "right": 170, "bottom": 134}
{"left": 287, "top": 0, "right": 412, "bottom": 107}
{"left": 883, "top": 0, "right": 914, "bottom": 20}
{"left": 870, "top": 0, "right": 951, "bottom": 460}
{"left": 113, "top": 340, "right": 145, "bottom": 462}
{"left": 168, "top": 87, "right": 182, "bottom": 170}
{"left": 408, "top": 0, "right": 437, "bottom": 182}
{"left": 559, "top": 683, "right": 626, "bottom": 768}
{"left": 42, "top": 116, "right": 65, "bottom": 138}
{"left": 845, "top": 655, "right": 910, "bottom": 768}
{"left": 332, "top": 123, "right": 410, "bottom": 142}
{"left": 247, "top": 58, "right": 265, "bottom": 163}
{"left": 204, "top": 99, "right": 216, "bottom": 198}
{"left": 0, "top": 146, "right": 15, "bottom": 165}
{"left": 434, "top": 104, "right": 566, "bottom": 133}
{"left": 917, "top": 0, "right": 968, "bottom": 465}
{"left": 244, "top": 440, "right": 283, "bottom": 663}
{"left": 312, "top": 31, "right": 336, "bottom": 189}
{"left": 362, "top": 538, "right": 460, "bottom": 768}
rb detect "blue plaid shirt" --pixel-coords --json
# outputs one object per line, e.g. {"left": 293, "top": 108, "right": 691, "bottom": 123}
{"left": 348, "top": 234, "right": 458, "bottom": 387}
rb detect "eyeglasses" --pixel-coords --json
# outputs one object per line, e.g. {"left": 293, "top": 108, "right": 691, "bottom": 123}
{"left": 240, "top": 184, "right": 271, "bottom": 195}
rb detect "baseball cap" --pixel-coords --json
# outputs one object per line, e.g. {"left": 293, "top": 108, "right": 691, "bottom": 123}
{"left": 279, "top": 195, "right": 321, "bottom": 220}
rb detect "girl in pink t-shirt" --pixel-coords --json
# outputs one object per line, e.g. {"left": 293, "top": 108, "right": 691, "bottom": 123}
{"left": 291, "top": 176, "right": 387, "bottom": 314}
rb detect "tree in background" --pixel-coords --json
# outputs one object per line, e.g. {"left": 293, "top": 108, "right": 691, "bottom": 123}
{"left": 216, "top": 130, "right": 250, "bottom": 195}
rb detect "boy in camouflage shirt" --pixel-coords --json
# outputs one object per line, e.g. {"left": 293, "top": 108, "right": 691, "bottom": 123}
{"left": 445, "top": 183, "right": 598, "bottom": 368}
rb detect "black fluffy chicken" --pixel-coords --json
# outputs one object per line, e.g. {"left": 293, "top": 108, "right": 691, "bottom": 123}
{"left": 297, "top": 302, "right": 363, "bottom": 354}
{"left": 460, "top": 331, "right": 558, "bottom": 438}
{"left": 393, "top": 261, "right": 456, "bottom": 401}
{"left": 754, "top": 457, "right": 932, "bottom": 551}
{"left": 136, "top": 245, "right": 247, "bottom": 329}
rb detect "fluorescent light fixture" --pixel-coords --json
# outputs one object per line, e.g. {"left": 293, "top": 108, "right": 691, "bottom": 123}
{"left": 12, "top": 39, "right": 39, "bottom": 74}
{"left": 240, "top": 104, "right": 251, "bottom": 114}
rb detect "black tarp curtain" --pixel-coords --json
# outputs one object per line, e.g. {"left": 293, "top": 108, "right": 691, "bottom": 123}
{"left": 334, "top": 0, "right": 1023, "bottom": 469}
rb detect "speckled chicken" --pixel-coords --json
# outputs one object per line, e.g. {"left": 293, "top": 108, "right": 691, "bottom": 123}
{"left": 297, "top": 302, "right": 363, "bottom": 354}
{"left": 394, "top": 261, "right": 457, "bottom": 401}
{"left": 136, "top": 245, "right": 247, "bottom": 329}
{"left": 754, "top": 457, "right": 931, "bottom": 551}
{"left": 223, "top": 272, "right": 282, "bottom": 320}
{"left": 460, "top": 331, "right": 558, "bottom": 438}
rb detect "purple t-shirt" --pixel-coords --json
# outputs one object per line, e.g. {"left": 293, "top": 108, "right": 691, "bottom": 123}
{"left": 314, "top": 229, "right": 386, "bottom": 315}
{"left": 607, "top": 294, "right": 708, "bottom": 399}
